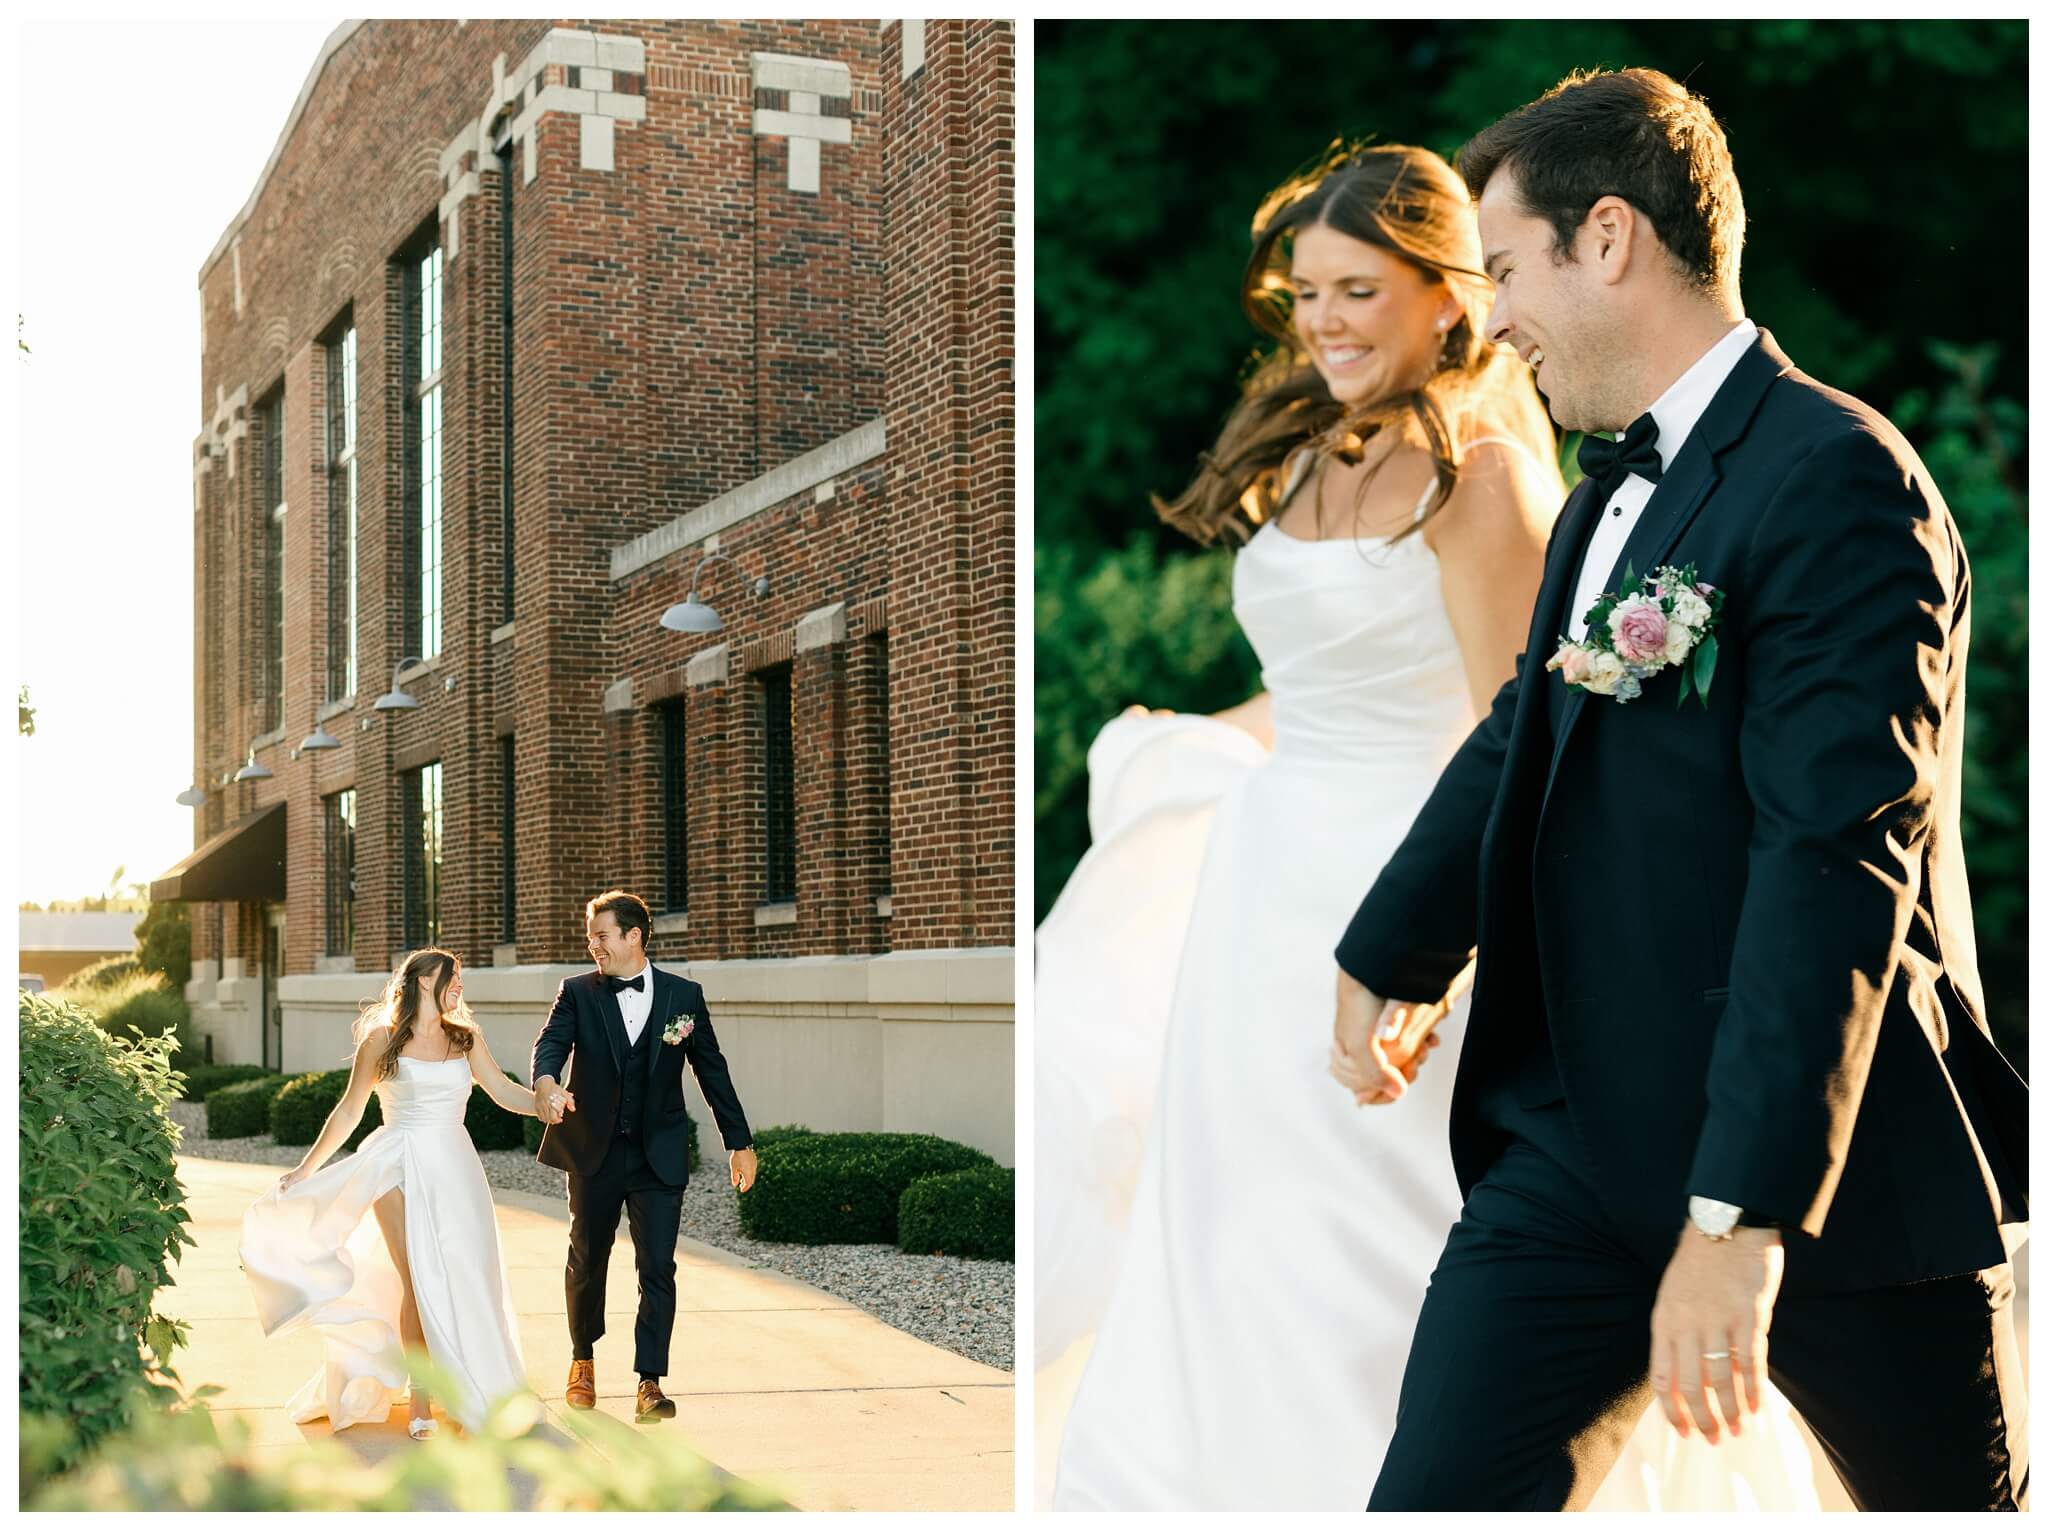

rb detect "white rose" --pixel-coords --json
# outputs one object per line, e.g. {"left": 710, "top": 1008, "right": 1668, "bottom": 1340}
{"left": 1669, "top": 589, "right": 1711, "bottom": 630}
{"left": 1583, "top": 650, "right": 1628, "bottom": 695}
{"left": 1662, "top": 622, "right": 1696, "bottom": 664}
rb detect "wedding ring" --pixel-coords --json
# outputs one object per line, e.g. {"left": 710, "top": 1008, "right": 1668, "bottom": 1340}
{"left": 1702, "top": 1349, "right": 1733, "bottom": 1360}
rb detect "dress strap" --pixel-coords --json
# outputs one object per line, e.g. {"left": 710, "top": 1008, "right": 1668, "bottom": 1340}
{"left": 1461, "top": 433, "right": 1551, "bottom": 470}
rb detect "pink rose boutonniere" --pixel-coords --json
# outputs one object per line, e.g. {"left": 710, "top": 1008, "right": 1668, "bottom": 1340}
{"left": 1546, "top": 563, "right": 1725, "bottom": 707}
{"left": 661, "top": 1014, "right": 696, "bottom": 1046}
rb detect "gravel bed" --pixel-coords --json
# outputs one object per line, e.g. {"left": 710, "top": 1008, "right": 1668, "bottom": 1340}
{"left": 170, "top": 1103, "right": 1014, "bottom": 1373}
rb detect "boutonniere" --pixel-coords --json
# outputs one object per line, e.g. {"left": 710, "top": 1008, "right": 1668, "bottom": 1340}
{"left": 661, "top": 1013, "right": 696, "bottom": 1046}
{"left": 1547, "top": 563, "right": 1725, "bottom": 707}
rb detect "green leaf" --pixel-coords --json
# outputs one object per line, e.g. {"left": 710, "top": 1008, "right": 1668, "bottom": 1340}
{"left": 1693, "top": 636, "right": 1720, "bottom": 708}
{"left": 1677, "top": 659, "right": 1696, "bottom": 708}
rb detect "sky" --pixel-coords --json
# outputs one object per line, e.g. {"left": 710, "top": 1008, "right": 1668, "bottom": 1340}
{"left": 14, "top": 18, "right": 346, "bottom": 904}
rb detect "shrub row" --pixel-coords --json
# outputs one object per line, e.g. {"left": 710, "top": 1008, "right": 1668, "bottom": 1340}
{"left": 20, "top": 992, "right": 192, "bottom": 1473}
{"left": 206, "top": 1075, "right": 295, "bottom": 1139}
{"left": 897, "top": 1165, "right": 1015, "bottom": 1261}
{"left": 173, "top": 1063, "right": 269, "bottom": 1104}
{"left": 737, "top": 1132, "right": 996, "bottom": 1248}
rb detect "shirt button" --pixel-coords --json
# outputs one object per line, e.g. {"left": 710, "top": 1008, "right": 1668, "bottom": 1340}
{"left": 1611, "top": 505, "right": 1623, "bottom": 517}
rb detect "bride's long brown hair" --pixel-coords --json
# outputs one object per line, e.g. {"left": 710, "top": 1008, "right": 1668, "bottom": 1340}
{"left": 352, "top": 947, "right": 478, "bottom": 1081}
{"left": 1155, "top": 141, "right": 1554, "bottom": 547}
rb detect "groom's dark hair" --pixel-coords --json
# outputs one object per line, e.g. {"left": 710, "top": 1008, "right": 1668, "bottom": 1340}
{"left": 587, "top": 888, "right": 652, "bottom": 953}
{"left": 1458, "top": 67, "right": 1745, "bottom": 299}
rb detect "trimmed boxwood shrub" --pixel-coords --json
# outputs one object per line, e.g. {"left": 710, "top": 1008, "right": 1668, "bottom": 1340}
{"left": 207, "top": 1075, "right": 296, "bottom": 1139}
{"left": 270, "top": 1069, "right": 384, "bottom": 1151}
{"left": 737, "top": 1132, "right": 995, "bottom": 1246}
{"left": 173, "top": 1063, "right": 269, "bottom": 1103}
{"left": 465, "top": 1069, "right": 527, "bottom": 1151}
{"left": 750, "top": 1124, "right": 816, "bottom": 1152}
{"left": 897, "top": 1164, "right": 1014, "bottom": 1260}
{"left": 20, "top": 992, "right": 192, "bottom": 1474}
{"left": 522, "top": 1103, "right": 700, "bottom": 1173}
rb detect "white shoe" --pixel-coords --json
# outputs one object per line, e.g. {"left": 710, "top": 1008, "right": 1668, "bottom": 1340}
{"left": 407, "top": 1412, "right": 437, "bottom": 1440}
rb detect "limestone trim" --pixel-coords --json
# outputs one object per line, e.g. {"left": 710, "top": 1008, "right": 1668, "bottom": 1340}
{"left": 610, "top": 419, "right": 885, "bottom": 581}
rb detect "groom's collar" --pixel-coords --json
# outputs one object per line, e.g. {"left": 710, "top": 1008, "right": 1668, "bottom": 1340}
{"left": 1638, "top": 318, "right": 1759, "bottom": 474}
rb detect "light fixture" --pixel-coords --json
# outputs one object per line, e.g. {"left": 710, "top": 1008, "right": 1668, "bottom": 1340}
{"left": 374, "top": 656, "right": 426, "bottom": 712}
{"left": 233, "top": 745, "right": 273, "bottom": 782}
{"left": 299, "top": 718, "right": 341, "bottom": 752}
{"left": 175, "top": 785, "right": 208, "bottom": 807}
{"left": 660, "top": 552, "right": 771, "bottom": 634}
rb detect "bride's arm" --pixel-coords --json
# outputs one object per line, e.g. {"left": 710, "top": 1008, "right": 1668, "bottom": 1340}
{"left": 279, "top": 1034, "right": 381, "bottom": 1191}
{"left": 466, "top": 1025, "right": 548, "bottom": 1117}
{"left": 1426, "top": 439, "right": 1555, "bottom": 717}
{"left": 1206, "top": 691, "right": 1273, "bottom": 748}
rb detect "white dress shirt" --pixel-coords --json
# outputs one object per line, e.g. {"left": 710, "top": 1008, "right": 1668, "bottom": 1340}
{"left": 612, "top": 959, "right": 655, "bottom": 1045}
{"left": 1566, "top": 319, "right": 1758, "bottom": 640}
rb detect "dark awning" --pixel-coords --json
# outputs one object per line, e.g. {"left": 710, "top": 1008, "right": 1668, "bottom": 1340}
{"left": 150, "top": 802, "right": 286, "bottom": 903}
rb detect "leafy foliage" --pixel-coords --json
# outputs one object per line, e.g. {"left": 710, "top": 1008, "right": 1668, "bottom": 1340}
{"left": 19, "top": 993, "right": 195, "bottom": 1476}
{"left": 22, "top": 1361, "right": 788, "bottom": 1511}
{"left": 737, "top": 1132, "right": 995, "bottom": 1246}
{"left": 896, "top": 1165, "right": 1015, "bottom": 1261}
{"left": 205, "top": 1074, "right": 298, "bottom": 1139}
{"left": 171, "top": 1063, "right": 271, "bottom": 1104}
{"left": 268, "top": 1068, "right": 383, "bottom": 1151}
{"left": 135, "top": 902, "right": 193, "bottom": 990}
{"left": 63, "top": 954, "right": 140, "bottom": 991}
{"left": 1035, "top": 21, "right": 2027, "bottom": 1042}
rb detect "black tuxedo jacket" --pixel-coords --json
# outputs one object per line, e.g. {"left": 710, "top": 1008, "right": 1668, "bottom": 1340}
{"left": 531, "top": 965, "right": 753, "bottom": 1188}
{"left": 1337, "top": 330, "right": 2026, "bottom": 1292}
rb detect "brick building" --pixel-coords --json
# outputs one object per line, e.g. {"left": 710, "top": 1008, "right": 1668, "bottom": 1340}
{"left": 158, "top": 19, "right": 1015, "bottom": 1160}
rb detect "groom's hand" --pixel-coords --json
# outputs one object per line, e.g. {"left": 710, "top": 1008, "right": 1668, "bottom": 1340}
{"left": 729, "top": 1147, "right": 758, "bottom": 1193}
{"left": 1649, "top": 1225, "right": 1784, "bottom": 1445}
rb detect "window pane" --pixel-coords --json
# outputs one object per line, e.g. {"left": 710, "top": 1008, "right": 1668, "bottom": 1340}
{"left": 420, "top": 383, "right": 442, "bottom": 658}
{"left": 762, "top": 667, "right": 796, "bottom": 903}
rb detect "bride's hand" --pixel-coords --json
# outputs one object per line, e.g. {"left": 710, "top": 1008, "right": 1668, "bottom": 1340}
{"left": 278, "top": 1165, "right": 311, "bottom": 1194}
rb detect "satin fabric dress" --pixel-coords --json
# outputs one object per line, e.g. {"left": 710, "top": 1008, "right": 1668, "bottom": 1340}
{"left": 240, "top": 1055, "right": 529, "bottom": 1431}
{"left": 1039, "top": 452, "right": 1819, "bottom": 1510}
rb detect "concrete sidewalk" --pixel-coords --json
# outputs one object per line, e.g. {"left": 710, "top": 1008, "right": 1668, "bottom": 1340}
{"left": 168, "top": 1155, "right": 1013, "bottom": 1511}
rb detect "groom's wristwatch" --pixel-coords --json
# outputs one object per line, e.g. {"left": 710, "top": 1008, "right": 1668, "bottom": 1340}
{"left": 1687, "top": 1195, "right": 1743, "bottom": 1241}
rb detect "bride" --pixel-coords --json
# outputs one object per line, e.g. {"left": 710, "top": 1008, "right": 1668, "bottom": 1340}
{"left": 240, "top": 948, "right": 553, "bottom": 1438}
{"left": 1037, "top": 143, "right": 1820, "bottom": 1510}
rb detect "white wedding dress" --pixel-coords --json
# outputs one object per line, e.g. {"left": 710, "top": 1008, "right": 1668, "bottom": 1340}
{"left": 240, "top": 1056, "right": 528, "bottom": 1431}
{"left": 1038, "top": 448, "right": 1821, "bottom": 1510}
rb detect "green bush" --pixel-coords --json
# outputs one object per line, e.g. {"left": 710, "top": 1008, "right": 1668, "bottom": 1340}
{"left": 206, "top": 1075, "right": 297, "bottom": 1139}
{"left": 65, "top": 953, "right": 140, "bottom": 991}
{"left": 135, "top": 901, "right": 193, "bottom": 990}
{"left": 22, "top": 1371, "right": 788, "bottom": 1511}
{"left": 270, "top": 1069, "right": 382, "bottom": 1151}
{"left": 737, "top": 1132, "right": 996, "bottom": 1246}
{"left": 751, "top": 1124, "right": 817, "bottom": 1152}
{"left": 98, "top": 982, "right": 193, "bottom": 1052}
{"left": 465, "top": 1069, "right": 527, "bottom": 1151}
{"left": 19, "top": 993, "right": 194, "bottom": 1475}
{"left": 172, "top": 1063, "right": 270, "bottom": 1104}
{"left": 896, "top": 1165, "right": 1015, "bottom": 1261}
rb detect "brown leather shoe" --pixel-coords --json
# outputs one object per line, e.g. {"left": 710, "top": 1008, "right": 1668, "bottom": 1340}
{"left": 565, "top": 1358, "right": 596, "bottom": 1410}
{"left": 635, "top": 1377, "right": 676, "bottom": 1421}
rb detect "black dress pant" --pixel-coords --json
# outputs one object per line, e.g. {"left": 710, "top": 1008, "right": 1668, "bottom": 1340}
{"left": 565, "top": 1132, "right": 685, "bottom": 1378}
{"left": 1367, "top": 1091, "right": 2027, "bottom": 1510}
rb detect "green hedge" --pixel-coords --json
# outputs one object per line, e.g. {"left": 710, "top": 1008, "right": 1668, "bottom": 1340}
{"left": 465, "top": 1068, "right": 526, "bottom": 1151}
{"left": 173, "top": 1064, "right": 269, "bottom": 1104}
{"left": 20, "top": 992, "right": 193, "bottom": 1474}
{"left": 896, "top": 1165, "right": 1015, "bottom": 1261}
{"left": 270, "top": 1069, "right": 383, "bottom": 1151}
{"left": 207, "top": 1075, "right": 297, "bottom": 1139}
{"left": 522, "top": 1104, "right": 700, "bottom": 1172}
{"left": 65, "top": 953, "right": 141, "bottom": 991}
{"left": 750, "top": 1124, "right": 816, "bottom": 1152}
{"left": 737, "top": 1132, "right": 995, "bottom": 1246}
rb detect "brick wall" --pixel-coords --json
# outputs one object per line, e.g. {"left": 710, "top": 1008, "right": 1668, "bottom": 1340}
{"left": 184, "top": 19, "right": 1013, "bottom": 978}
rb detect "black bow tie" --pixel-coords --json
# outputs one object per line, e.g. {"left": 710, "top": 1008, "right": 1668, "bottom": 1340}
{"left": 1575, "top": 412, "right": 1663, "bottom": 500}
{"left": 606, "top": 973, "right": 645, "bottom": 995}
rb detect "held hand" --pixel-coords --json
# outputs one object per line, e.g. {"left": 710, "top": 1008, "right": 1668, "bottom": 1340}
{"left": 278, "top": 1165, "right": 311, "bottom": 1194}
{"left": 1330, "top": 969, "right": 1404, "bottom": 1103}
{"left": 1649, "top": 1225, "right": 1784, "bottom": 1444}
{"left": 729, "top": 1147, "right": 759, "bottom": 1193}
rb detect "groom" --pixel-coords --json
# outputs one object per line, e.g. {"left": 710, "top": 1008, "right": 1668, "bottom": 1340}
{"left": 1332, "top": 69, "right": 2026, "bottom": 1509}
{"left": 532, "top": 889, "right": 757, "bottom": 1421}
